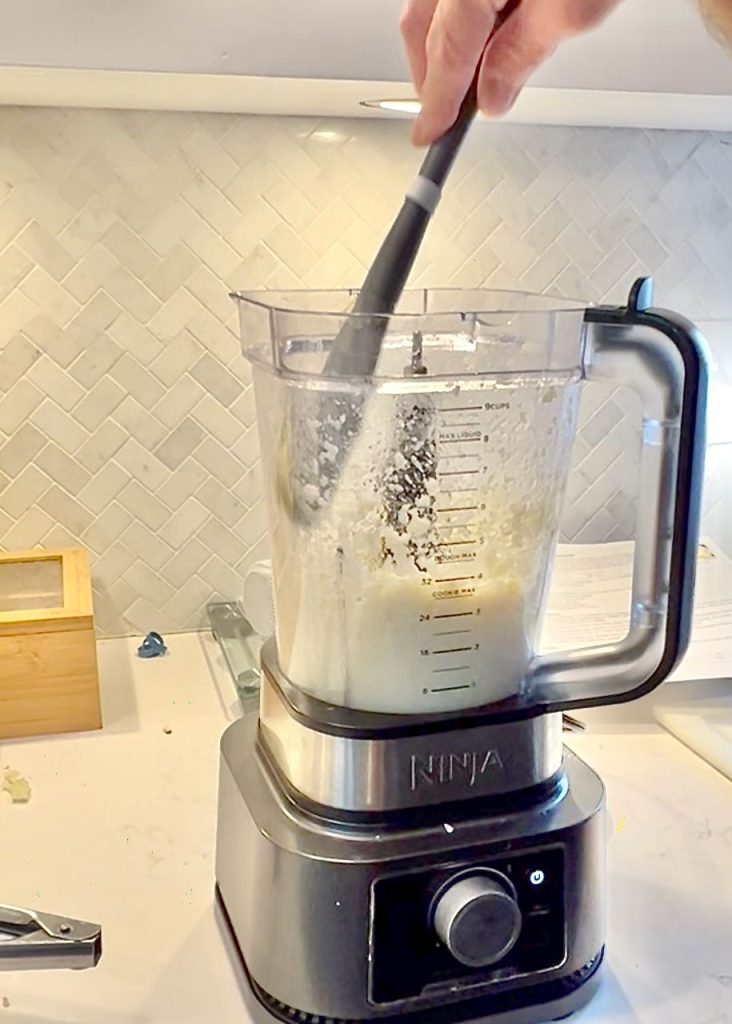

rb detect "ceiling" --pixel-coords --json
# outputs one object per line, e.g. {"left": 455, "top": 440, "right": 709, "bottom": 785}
{"left": 1, "top": 0, "right": 732, "bottom": 96}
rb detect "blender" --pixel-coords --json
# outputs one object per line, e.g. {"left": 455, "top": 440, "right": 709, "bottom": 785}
{"left": 216, "top": 278, "right": 707, "bottom": 1024}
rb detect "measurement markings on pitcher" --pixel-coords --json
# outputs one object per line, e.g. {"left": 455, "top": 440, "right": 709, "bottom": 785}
{"left": 418, "top": 569, "right": 481, "bottom": 693}
{"left": 426, "top": 384, "right": 517, "bottom": 701}
{"left": 433, "top": 492, "right": 483, "bottom": 565}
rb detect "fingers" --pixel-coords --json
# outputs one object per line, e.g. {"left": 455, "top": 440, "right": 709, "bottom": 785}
{"left": 412, "top": 0, "right": 502, "bottom": 146}
{"left": 478, "top": 0, "right": 623, "bottom": 115}
{"left": 698, "top": 0, "right": 732, "bottom": 47}
{"left": 400, "top": 0, "right": 440, "bottom": 92}
{"left": 478, "top": 0, "right": 563, "bottom": 115}
{"left": 402, "top": 0, "right": 624, "bottom": 140}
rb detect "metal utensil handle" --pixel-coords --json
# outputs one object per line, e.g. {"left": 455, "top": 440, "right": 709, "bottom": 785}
{"left": 0, "top": 902, "right": 102, "bottom": 971}
{"left": 532, "top": 278, "right": 709, "bottom": 712}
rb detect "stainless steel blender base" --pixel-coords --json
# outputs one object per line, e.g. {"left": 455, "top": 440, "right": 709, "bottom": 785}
{"left": 215, "top": 712, "right": 606, "bottom": 1024}
{"left": 216, "top": 886, "right": 603, "bottom": 1024}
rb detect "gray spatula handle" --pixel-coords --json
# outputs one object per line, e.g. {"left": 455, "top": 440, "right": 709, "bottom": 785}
{"left": 323, "top": 82, "right": 479, "bottom": 377}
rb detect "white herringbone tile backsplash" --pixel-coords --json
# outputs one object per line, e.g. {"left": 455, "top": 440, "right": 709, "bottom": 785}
{"left": 1, "top": 108, "right": 731, "bottom": 635}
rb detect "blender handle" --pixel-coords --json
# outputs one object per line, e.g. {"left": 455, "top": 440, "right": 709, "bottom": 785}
{"left": 531, "top": 278, "right": 709, "bottom": 712}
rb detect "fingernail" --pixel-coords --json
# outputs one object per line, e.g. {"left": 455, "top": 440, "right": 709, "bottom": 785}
{"left": 481, "top": 78, "right": 520, "bottom": 116}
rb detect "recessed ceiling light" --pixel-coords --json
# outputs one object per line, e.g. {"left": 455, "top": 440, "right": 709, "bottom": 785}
{"left": 360, "top": 98, "right": 422, "bottom": 115}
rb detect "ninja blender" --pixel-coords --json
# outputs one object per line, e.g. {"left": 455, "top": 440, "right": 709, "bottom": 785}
{"left": 216, "top": 279, "right": 707, "bottom": 1024}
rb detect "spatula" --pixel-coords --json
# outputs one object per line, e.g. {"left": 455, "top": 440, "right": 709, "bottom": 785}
{"left": 278, "top": 84, "right": 481, "bottom": 525}
{"left": 322, "top": 79, "right": 481, "bottom": 378}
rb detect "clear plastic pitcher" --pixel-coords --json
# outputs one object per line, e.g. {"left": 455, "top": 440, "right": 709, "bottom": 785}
{"left": 232, "top": 284, "right": 707, "bottom": 717}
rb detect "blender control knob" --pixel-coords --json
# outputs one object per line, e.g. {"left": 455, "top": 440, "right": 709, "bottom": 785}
{"left": 433, "top": 873, "right": 522, "bottom": 968}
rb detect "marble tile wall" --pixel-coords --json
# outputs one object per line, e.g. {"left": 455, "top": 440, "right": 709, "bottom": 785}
{"left": 1, "top": 108, "right": 730, "bottom": 633}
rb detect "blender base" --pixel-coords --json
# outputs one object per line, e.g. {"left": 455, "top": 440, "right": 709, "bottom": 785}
{"left": 216, "top": 713, "right": 607, "bottom": 1024}
{"left": 216, "top": 885, "right": 604, "bottom": 1024}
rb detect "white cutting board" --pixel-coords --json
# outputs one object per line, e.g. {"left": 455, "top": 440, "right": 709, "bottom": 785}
{"left": 655, "top": 706, "right": 732, "bottom": 783}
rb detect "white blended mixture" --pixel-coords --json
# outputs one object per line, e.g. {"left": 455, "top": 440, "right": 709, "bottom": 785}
{"left": 342, "top": 572, "right": 531, "bottom": 713}
{"left": 278, "top": 552, "right": 531, "bottom": 714}
{"left": 271, "top": 371, "right": 576, "bottom": 715}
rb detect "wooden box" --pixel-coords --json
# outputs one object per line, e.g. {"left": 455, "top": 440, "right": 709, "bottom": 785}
{"left": 0, "top": 549, "right": 102, "bottom": 741}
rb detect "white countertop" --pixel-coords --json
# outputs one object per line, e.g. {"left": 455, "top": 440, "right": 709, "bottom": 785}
{"left": 2, "top": 634, "right": 732, "bottom": 1023}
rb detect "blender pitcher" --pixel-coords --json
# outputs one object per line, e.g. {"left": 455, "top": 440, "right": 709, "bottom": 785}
{"left": 232, "top": 280, "right": 707, "bottom": 718}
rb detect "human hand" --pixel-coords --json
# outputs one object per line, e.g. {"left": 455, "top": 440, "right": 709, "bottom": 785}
{"left": 699, "top": 0, "right": 732, "bottom": 45}
{"left": 401, "top": 0, "right": 623, "bottom": 145}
